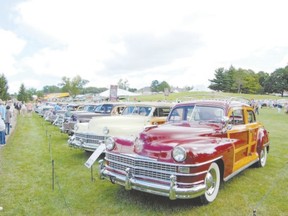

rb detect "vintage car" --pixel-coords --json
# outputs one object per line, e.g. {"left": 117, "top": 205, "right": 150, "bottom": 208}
{"left": 68, "top": 102, "right": 173, "bottom": 152}
{"left": 61, "top": 103, "right": 126, "bottom": 135}
{"left": 99, "top": 98, "right": 270, "bottom": 204}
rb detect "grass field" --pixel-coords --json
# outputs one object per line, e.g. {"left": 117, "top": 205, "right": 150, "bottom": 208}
{"left": 0, "top": 104, "right": 288, "bottom": 215}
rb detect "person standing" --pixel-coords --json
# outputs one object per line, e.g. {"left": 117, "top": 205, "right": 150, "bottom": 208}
{"left": 5, "top": 105, "right": 12, "bottom": 135}
{"left": 0, "top": 114, "right": 5, "bottom": 145}
{"left": 0, "top": 100, "right": 6, "bottom": 122}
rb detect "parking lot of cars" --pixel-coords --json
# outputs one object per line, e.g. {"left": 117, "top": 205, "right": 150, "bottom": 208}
{"left": 35, "top": 97, "right": 270, "bottom": 205}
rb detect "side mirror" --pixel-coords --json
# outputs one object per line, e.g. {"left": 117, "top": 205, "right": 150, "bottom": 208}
{"left": 222, "top": 116, "right": 232, "bottom": 131}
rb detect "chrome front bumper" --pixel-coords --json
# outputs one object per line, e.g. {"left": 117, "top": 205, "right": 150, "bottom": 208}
{"left": 81, "top": 143, "right": 101, "bottom": 152}
{"left": 68, "top": 136, "right": 101, "bottom": 152}
{"left": 99, "top": 160, "right": 206, "bottom": 200}
{"left": 67, "top": 136, "right": 82, "bottom": 148}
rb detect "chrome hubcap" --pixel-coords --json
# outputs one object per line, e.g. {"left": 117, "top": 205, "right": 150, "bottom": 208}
{"left": 205, "top": 171, "right": 216, "bottom": 195}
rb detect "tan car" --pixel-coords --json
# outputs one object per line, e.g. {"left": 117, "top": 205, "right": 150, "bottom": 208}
{"left": 68, "top": 102, "right": 173, "bottom": 151}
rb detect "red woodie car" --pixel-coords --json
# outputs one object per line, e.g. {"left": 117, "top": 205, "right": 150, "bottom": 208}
{"left": 99, "top": 98, "right": 270, "bottom": 204}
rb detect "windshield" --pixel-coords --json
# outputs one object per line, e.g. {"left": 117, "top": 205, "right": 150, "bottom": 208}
{"left": 168, "top": 105, "right": 224, "bottom": 122}
{"left": 121, "top": 106, "right": 152, "bottom": 116}
{"left": 95, "top": 104, "right": 113, "bottom": 114}
{"left": 82, "top": 105, "right": 98, "bottom": 112}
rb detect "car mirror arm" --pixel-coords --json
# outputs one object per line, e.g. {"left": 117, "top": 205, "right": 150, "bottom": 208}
{"left": 221, "top": 117, "right": 232, "bottom": 131}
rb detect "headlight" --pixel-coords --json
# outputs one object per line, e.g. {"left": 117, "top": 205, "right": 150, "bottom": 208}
{"left": 105, "top": 137, "right": 115, "bottom": 151}
{"left": 103, "top": 127, "right": 109, "bottom": 135}
{"left": 172, "top": 146, "right": 186, "bottom": 162}
{"left": 134, "top": 137, "right": 144, "bottom": 152}
{"left": 74, "top": 124, "right": 79, "bottom": 131}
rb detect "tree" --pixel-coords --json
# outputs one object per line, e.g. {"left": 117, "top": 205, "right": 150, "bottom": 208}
{"left": 264, "top": 67, "right": 288, "bottom": 96}
{"left": 241, "top": 70, "right": 262, "bottom": 94}
{"left": 183, "top": 86, "right": 194, "bottom": 91}
{"left": 83, "top": 87, "right": 108, "bottom": 94}
{"left": 0, "top": 74, "right": 9, "bottom": 100}
{"left": 158, "top": 81, "right": 170, "bottom": 92}
{"left": 209, "top": 66, "right": 268, "bottom": 94}
{"left": 128, "top": 88, "right": 137, "bottom": 92}
{"left": 118, "top": 79, "right": 129, "bottom": 90}
{"left": 150, "top": 80, "right": 160, "bottom": 92}
{"left": 256, "top": 71, "right": 269, "bottom": 94}
{"left": 26, "top": 88, "right": 41, "bottom": 101}
{"left": 17, "top": 83, "right": 28, "bottom": 102}
{"left": 150, "top": 80, "right": 170, "bottom": 92}
{"left": 43, "top": 85, "right": 61, "bottom": 94}
{"left": 58, "top": 75, "right": 89, "bottom": 98}
{"left": 208, "top": 68, "right": 227, "bottom": 91}
{"left": 230, "top": 67, "right": 245, "bottom": 93}
{"left": 209, "top": 67, "right": 235, "bottom": 92}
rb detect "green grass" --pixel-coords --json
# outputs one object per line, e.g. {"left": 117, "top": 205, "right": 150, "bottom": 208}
{"left": 0, "top": 105, "right": 288, "bottom": 215}
{"left": 128, "top": 91, "right": 283, "bottom": 102}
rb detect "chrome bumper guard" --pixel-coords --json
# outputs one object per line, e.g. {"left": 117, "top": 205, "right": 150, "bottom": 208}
{"left": 67, "top": 137, "right": 82, "bottom": 149}
{"left": 99, "top": 160, "right": 206, "bottom": 200}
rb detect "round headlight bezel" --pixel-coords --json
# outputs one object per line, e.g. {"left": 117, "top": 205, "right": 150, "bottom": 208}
{"left": 134, "top": 137, "right": 144, "bottom": 152}
{"left": 74, "top": 124, "right": 79, "bottom": 131}
{"left": 105, "top": 137, "right": 115, "bottom": 151}
{"left": 172, "top": 146, "right": 187, "bottom": 162}
{"left": 103, "top": 127, "right": 109, "bottom": 135}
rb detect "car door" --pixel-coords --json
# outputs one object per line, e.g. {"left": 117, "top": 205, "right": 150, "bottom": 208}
{"left": 227, "top": 108, "right": 252, "bottom": 172}
{"left": 245, "top": 108, "right": 259, "bottom": 159}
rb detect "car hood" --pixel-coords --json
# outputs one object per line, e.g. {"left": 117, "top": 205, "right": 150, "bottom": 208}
{"left": 113, "top": 122, "right": 228, "bottom": 162}
{"left": 87, "top": 115, "right": 155, "bottom": 134}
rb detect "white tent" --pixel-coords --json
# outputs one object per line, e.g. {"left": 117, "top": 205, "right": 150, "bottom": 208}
{"left": 99, "top": 88, "right": 140, "bottom": 98}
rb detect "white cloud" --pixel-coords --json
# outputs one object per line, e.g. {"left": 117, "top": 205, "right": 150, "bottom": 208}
{"left": 1, "top": 0, "right": 288, "bottom": 93}
{"left": 0, "top": 29, "right": 26, "bottom": 76}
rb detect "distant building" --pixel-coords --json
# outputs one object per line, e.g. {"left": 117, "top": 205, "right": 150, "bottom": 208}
{"left": 137, "top": 87, "right": 152, "bottom": 95}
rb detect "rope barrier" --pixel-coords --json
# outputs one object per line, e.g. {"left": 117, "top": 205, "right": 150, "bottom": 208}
{"left": 46, "top": 125, "right": 73, "bottom": 215}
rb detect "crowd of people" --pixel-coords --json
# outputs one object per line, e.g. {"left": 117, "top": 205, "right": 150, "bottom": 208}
{"left": 0, "top": 100, "right": 20, "bottom": 146}
{"left": 250, "top": 99, "right": 288, "bottom": 115}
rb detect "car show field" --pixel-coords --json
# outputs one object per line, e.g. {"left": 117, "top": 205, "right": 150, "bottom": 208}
{"left": 0, "top": 96, "right": 287, "bottom": 215}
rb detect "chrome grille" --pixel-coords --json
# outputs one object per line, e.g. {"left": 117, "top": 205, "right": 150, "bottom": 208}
{"left": 74, "top": 133, "right": 105, "bottom": 144}
{"left": 106, "top": 153, "right": 177, "bottom": 182}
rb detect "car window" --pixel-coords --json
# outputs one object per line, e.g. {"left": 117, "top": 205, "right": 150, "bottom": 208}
{"left": 192, "top": 106, "right": 223, "bottom": 121}
{"left": 95, "top": 104, "right": 113, "bottom": 114}
{"left": 113, "top": 106, "right": 125, "bottom": 115}
{"left": 121, "top": 106, "right": 135, "bottom": 115}
{"left": 153, "top": 107, "right": 171, "bottom": 117}
{"left": 83, "top": 105, "right": 97, "bottom": 112}
{"left": 169, "top": 106, "right": 194, "bottom": 121}
{"left": 169, "top": 105, "right": 223, "bottom": 122}
{"left": 247, "top": 110, "right": 256, "bottom": 123}
{"left": 229, "top": 109, "right": 244, "bottom": 125}
{"left": 121, "top": 106, "right": 151, "bottom": 116}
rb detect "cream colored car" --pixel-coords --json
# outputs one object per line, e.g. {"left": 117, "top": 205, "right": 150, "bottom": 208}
{"left": 68, "top": 102, "right": 173, "bottom": 152}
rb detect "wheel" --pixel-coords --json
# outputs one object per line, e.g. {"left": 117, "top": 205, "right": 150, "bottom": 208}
{"left": 200, "top": 162, "right": 220, "bottom": 204}
{"left": 256, "top": 146, "right": 267, "bottom": 167}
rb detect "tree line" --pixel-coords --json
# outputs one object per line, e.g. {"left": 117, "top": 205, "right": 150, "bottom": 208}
{"left": 1, "top": 65, "right": 288, "bottom": 102}
{"left": 208, "top": 65, "right": 288, "bottom": 96}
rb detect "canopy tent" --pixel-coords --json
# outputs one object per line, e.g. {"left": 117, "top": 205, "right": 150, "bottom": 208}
{"left": 99, "top": 88, "right": 140, "bottom": 98}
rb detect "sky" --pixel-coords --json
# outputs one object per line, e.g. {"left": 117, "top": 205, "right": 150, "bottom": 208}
{"left": 1, "top": 0, "right": 288, "bottom": 94}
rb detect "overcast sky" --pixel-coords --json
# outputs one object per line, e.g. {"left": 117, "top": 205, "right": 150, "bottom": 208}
{"left": 1, "top": 0, "right": 288, "bottom": 94}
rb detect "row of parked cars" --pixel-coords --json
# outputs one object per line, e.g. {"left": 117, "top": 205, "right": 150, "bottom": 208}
{"left": 36, "top": 98, "right": 270, "bottom": 204}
